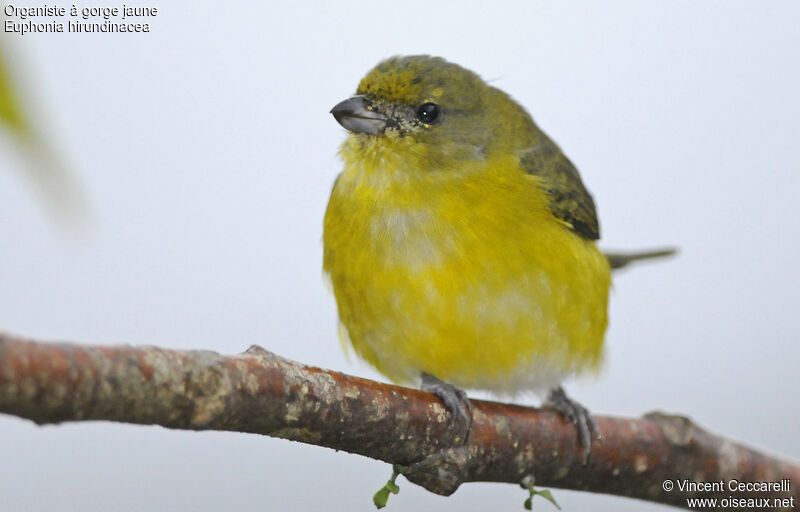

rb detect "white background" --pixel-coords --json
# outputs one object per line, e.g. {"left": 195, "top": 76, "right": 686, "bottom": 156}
{"left": 1, "top": 2, "right": 798, "bottom": 511}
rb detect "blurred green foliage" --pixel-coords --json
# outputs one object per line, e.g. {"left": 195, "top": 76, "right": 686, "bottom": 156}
{"left": 0, "top": 41, "right": 31, "bottom": 140}
{"left": 0, "top": 38, "right": 90, "bottom": 233}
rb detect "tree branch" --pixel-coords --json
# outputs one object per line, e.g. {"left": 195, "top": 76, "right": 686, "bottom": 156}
{"left": 1, "top": 332, "right": 797, "bottom": 509}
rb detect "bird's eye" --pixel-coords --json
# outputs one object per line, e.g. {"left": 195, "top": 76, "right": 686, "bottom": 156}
{"left": 416, "top": 102, "right": 441, "bottom": 125}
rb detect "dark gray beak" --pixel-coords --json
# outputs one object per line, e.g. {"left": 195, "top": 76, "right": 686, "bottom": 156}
{"left": 330, "top": 95, "right": 391, "bottom": 135}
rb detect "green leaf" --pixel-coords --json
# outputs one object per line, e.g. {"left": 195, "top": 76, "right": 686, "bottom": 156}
{"left": 373, "top": 487, "right": 391, "bottom": 509}
{"left": 372, "top": 468, "right": 400, "bottom": 509}
{"left": 0, "top": 42, "right": 31, "bottom": 138}
{"left": 0, "top": 40, "right": 90, "bottom": 231}
{"left": 522, "top": 476, "right": 561, "bottom": 511}
{"left": 532, "top": 488, "right": 561, "bottom": 510}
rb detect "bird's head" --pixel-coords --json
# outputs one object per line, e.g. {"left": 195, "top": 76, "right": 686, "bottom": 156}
{"left": 331, "top": 55, "right": 534, "bottom": 170}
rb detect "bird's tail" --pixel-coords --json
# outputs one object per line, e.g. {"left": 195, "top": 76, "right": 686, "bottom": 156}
{"left": 603, "top": 247, "right": 678, "bottom": 271}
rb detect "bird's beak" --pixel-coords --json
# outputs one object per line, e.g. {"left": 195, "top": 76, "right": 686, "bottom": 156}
{"left": 330, "top": 95, "right": 392, "bottom": 135}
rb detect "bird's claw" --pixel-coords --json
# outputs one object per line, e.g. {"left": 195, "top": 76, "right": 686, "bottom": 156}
{"left": 547, "top": 386, "right": 601, "bottom": 464}
{"left": 421, "top": 373, "right": 473, "bottom": 443}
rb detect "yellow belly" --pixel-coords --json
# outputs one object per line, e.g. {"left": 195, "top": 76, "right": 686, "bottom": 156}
{"left": 323, "top": 142, "right": 610, "bottom": 395}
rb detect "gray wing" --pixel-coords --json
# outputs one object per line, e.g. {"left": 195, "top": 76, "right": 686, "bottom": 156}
{"left": 519, "top": 141, "right": 600, "bottom": 240}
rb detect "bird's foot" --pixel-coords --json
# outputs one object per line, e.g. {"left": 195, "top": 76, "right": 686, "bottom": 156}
{"left": 395, "top": 374, "right": 472, "bottom": 495}
{"left": 421, "top": 373, "right": 472, "bottom": 444}
{"left": 546, "top": 386, "right": 601, "bottom": 464}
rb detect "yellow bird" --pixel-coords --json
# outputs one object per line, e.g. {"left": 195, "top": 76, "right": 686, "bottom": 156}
{"left": 325, "top": 55, "right": 670, "bottom": 456}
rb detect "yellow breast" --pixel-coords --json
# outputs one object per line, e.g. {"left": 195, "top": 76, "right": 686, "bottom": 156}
{"left": 323, "top": 134, "right": 610, "bottom": 395}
